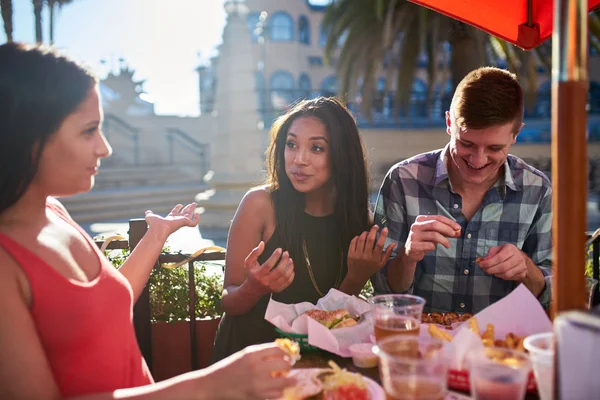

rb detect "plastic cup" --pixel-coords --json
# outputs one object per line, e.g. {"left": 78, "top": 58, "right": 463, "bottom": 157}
{"left": 369, "top": 294, "right": 426, "bottom": 342}
{"left": 467, "top": 347, "right": 531, "bottom": 400}
{"left": 523, "top": 332, "right": 554, "bottom": 400}
{"left": 373, "top": 336, "right": 451, "bottom": 400}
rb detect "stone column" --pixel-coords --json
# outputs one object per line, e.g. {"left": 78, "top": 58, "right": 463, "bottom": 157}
{"left": 198, "top": 1, "right": 265, "bottom": 234}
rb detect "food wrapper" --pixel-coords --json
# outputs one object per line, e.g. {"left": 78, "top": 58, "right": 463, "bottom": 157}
{"left": 421, "top": 284, "right": 552, "bottom": 370}
{"left": 265, "top": 288, "right": 374, "bottom": 357}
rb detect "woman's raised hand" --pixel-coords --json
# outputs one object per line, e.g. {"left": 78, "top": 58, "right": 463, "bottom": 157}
{"left": 347, "top": 225, "right": 396, "bottom": 283}
{"left": 144, "top": 203, "right": 199, "bottom": 240}
{"left": 244, "top": 241, "right": 295, "bottom": 296}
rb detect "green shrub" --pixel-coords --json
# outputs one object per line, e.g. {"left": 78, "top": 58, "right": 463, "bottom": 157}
{"left": 104, "top": 245, "right": 375, "bottom": 322}
{"left": 105, "top": 247, "right": 224, "bottom": 323}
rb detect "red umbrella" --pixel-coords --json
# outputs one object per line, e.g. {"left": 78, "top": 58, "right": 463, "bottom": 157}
{"left": 409, "top": 0, "right": 600, "bottom": 49}
{"left": 408, "top": 0, "right": 598, "bottom": 316}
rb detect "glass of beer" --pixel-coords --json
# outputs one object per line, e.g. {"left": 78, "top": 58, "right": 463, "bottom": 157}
{"left": 467, "top": 347, "right": 531, "bottom": 400}
{"left": 370, "top": 294, "right": 426, "bottom": 342}
{"left": 373, "top": 336, "right": 451, "bottom": 400}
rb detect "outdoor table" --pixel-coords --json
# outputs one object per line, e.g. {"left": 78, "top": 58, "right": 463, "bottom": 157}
{"left": 295, "top": 349, "right": 540, "bottom": 399}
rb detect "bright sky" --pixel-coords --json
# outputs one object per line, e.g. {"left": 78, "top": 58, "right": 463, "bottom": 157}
{"left": 3, "top": 0, "right": 332, "bottom": 116}
{"left": 3, "top": 0, "right": 227, "bottom": 116}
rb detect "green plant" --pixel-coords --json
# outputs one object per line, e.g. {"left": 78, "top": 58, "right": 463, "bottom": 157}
{"left": 104, "top": 246, "right": 224, "bottom": 323}
{"left": 148, "top": 263, "right": 223, "bottom": 322}
{"left": 586, "top": 245, "right": 596, "bottom": 278}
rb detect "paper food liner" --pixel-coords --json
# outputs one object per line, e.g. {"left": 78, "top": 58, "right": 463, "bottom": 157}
{"left": 265, "top": 288, "right": 374, "bottom": 357}
{"left": 421, "top": 284, "right": 553, "bottom": 370}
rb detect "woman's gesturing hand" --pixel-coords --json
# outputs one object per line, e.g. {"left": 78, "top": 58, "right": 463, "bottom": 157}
{"left": 144, "top": 203, "right": 199, "bottom": 241}
{"left": 347, "top": 225, "right": 396, "bottom": 283}
{"left": 244, "top": 241, "right": 295, "bottom": 296}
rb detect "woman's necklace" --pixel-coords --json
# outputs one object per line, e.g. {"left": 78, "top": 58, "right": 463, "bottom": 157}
{"left": 302, "top": 236, "right": 344, "bottom": 297}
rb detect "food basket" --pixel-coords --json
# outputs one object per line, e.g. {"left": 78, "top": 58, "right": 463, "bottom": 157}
{"left": 275, "top": 328, "right": 319, "bottom": 353}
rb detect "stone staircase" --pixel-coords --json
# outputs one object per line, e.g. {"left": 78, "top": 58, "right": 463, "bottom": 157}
{"left": 61, "top": 165, "right": 209, "bottom": 223}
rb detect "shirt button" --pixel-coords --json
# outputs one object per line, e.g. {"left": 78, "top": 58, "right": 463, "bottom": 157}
{"left": 464, "top": 269, "right": 469, "bottom": 275}
{"left": 453, "top": 204, "right": 459, "bottom": 209}
{"left": 460, "top": 303, "right": 466, "bottom": 309}
{"left": 467, "top": 233, "right": 472, "bottom": 239}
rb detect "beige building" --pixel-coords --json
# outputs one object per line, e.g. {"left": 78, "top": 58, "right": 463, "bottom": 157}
{"left": 78, "top": 0, "right": 600, "bottom": 229}
{"left": 197, "top": 0, "right": 600, "bottom": 187}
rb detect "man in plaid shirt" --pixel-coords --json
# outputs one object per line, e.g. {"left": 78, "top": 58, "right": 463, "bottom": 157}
{"left": 372, "top": 67, "right": 551, "bottom": 313}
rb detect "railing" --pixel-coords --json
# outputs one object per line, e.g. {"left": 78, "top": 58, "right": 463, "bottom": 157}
{"left": 97, "top": 219, "right": 600, "bottom": 374}
{"left": 166, "top": 127, "right": 210, "bottom": 176}
{"left": 96, "top": 219, "right": 225, "bottom": 372}
{"left": 252, "top": 88, "right": 600, "bottom": 130}
{"left": 104, "top": 114, "right": 140, "bottom": 166}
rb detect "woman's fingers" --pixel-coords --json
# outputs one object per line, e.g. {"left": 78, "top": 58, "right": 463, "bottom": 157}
{"left": 349, "top": 236, "right": 358, "bottom": 254}
{"left": 260, "top": 248, "right": 285, "bottom": 271}
{"left": 381, "top": 243, "right": 396, "bottom": 264}
{"left": 168, "top": 203, "right": 184, "bottom": 215}
{"left": 364, "top": 225, "right": 378, "bottom": 253}
{"left": 357, "top": 231, "right": 368, "bottom": 253}
{"left": 245, "top": 242, "right": 267, "bottom": 269}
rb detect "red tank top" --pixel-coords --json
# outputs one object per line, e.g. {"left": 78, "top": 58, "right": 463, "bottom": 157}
{"left": 0, "top": 204, "right": 153, "bottom": 396}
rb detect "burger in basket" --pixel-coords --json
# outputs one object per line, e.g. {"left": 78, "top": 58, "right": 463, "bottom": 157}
{"left": 304, "top": 309, "right": 359, "bottom": 329}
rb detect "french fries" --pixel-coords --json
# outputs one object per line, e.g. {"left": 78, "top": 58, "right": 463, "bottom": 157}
{"left": 466, "top": 317, "right": 527, "bottom": 352}
{"left": 426, "top": 316, "right": 527, "bottom": 356}
{"left": 468, "top": 317, "right": 480, "bottom": 336}
{"left": 428, "top": 323, "right": 453, "bottom": 342}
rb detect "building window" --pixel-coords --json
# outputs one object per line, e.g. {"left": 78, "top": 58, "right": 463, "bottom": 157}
{"left": 247, "top": 13, "right": 260, "bottom": 42}
{"left": 298, "top": 15, "right": 310, "bottom": 45}
{"left": 319, "top": 23, "right": 329, "bottom": 48}
{"left": 320, "top": 75, "right": 337, "bottom": 97}
{"left": 270, "top": 70, "right": 295, "bottom": 110}
{"left": 270, "top": 12, "right": 294, "bottom": 41}
{"left": 298, "top": 73, "right": 311, "bottom": 99}
{"left": 255, "top": 72, "right": 266, "bottom": 112}
{"left": 535, "top": 80, "right": 551, "bottom": 118}
{"left": 402, "top": 78, "right": 427, "bottom": 118}
{"left": 308, "top": 56, "right": 324, "bottom": 66}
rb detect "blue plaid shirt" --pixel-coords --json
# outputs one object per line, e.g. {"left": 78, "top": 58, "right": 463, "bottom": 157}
{"left": 372, "top": 145, "right": 552, "bottom": 313}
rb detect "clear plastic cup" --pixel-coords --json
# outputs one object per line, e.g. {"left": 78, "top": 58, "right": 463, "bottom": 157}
{"left": 369, "top": 294, "right": 426, "bottom": 343}
{"left": 523, "top": 332, "right": 554, "bottom": 400}
{"left": 467, "top": 347, "right": 531, "bottom": 400}
{"left": 373, "top": 336, "right": 451, "bottom": 400}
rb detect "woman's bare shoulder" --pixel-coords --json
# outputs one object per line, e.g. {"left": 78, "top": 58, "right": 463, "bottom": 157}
{"left": 240, "top": 185, "right": 275, "bottom": 213}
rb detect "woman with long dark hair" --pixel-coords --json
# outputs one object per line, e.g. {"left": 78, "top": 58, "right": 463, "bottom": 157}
{"left": 0, "top": 42, "right": 294, "bottom": 400}
{"left": 212, "top": 97, "right": 396, "bottom": 361}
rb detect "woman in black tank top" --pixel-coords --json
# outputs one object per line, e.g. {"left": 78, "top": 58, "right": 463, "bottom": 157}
{"left": 211, "top": 97, "right": 396, "bottom": 362}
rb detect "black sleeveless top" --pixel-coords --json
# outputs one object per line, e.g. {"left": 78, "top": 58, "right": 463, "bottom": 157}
{"left": 211, "top": 212, "right": 345, "bottom": 363}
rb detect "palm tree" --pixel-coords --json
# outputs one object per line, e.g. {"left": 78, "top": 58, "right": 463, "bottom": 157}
{"left": 323, "top": 0, "right": 599, "bottom": 119}
{"left": 0, "top": 0, "right": 12, "bottom": 42}
{"left": 47, "top": 0, "right": 74, "bottom": 44}
{"left": 33, "top": 0, "right": 43, "bottom": 43}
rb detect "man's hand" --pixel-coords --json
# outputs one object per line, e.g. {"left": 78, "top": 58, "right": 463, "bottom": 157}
{"left": 477, "top": 244, "right": 528, "bottom": 280}
{"left": 404, "top": 215, "right": 461, "bottom": 263}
